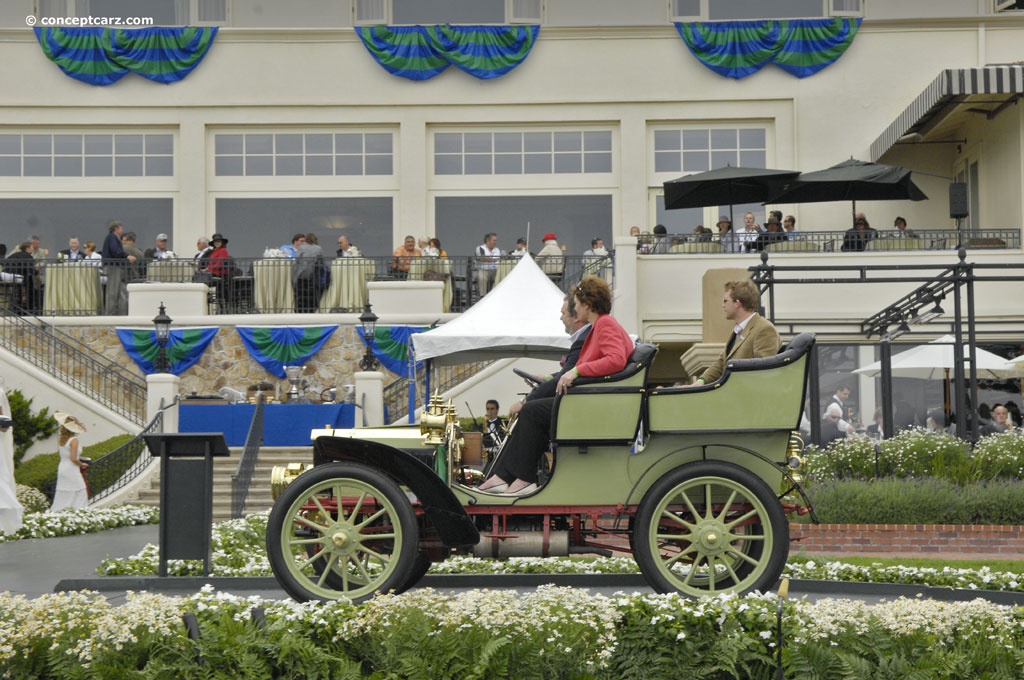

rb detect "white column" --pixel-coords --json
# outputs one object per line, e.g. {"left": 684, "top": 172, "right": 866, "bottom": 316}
{"left": 354, "top": 371, "right": 385, "bottom": 427}
{"left": 612, "top": 235, "right": 639, "bottom": 336}
{"left": 147, "top": 373, "right": 180, "bottom": 432}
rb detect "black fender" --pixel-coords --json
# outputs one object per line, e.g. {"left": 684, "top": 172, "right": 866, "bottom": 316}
{"left": 313, "top": 436, "right": 480, "bottom": 547}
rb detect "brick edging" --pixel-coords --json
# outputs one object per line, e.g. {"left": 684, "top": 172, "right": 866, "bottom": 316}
{"left": 789, "top": 523, "right": 1024, "bottom": 555}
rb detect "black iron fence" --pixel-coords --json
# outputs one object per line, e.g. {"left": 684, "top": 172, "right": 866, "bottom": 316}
{"left": 382, "top": 359, "right": 494, "bottom": 424}
{"left": 0, "top": 307, "right": 147, "bottom": 423}
{"left": 637, "top": 228, "right": 1020, "bottom": 254}
{"left": 231, "top": 394, "right": 265, "bottom": 519}
{"left": 86, "top": 405, "right": 165, "bottom": 504}
{"left": 0, "top": 253, "right": 614, "bottom": 317}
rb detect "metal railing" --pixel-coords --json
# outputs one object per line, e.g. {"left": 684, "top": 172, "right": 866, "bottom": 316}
{"left": 231, "top": 394, "right": 265, "bottom": 519}
{"left": 0, "top": 253, "right": 615, "bottom": 317}
{"left": 637, "top": 228, "right": 1021, "bottom": 254}
{"left": 85, "top": 406, "right": 165, "bottom": 504}
{"left": 382, "top": 360, "right": 494, "bottom": 424}
{"left": 0, "top": 307, "right": 147, "bottom": 424}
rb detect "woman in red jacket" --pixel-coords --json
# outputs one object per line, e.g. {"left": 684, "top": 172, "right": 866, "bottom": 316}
{"left": 479, "top": 275, "right": 634, "bottom": 495}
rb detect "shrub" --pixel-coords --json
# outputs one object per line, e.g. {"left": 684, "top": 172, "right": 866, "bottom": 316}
{"left": 15, "top": 484, "right": 49, "bottom": 512}
{"left": 971, "top": 431, "right": 1024, "bottom": 480}
{"left": 806, "top": 477, "right": 1024, "bottom": 524}
{"left": 6, "top": 389, "right": 58, "bottom": 465}
{"left": 806, "top": 428, "right": 975, "bottom": 482}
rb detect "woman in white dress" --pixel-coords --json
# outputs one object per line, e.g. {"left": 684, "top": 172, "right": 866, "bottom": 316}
{"left": 0, "top": 398, "right": 22, "bottom": 533}
{"left": 49, "top": 412, "right": 89, "bottom": 512}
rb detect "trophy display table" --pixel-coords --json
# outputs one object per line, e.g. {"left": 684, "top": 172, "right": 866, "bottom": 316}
{"left": 179, "top": 402, "right": 356, "bottom": 446}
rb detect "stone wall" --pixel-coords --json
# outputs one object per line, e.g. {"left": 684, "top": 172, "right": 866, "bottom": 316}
{"left": 64, "top": 324, "right": 397, "bottom": 401}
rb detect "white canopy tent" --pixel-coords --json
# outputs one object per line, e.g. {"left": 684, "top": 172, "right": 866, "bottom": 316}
{"left": 412, "top": 254, "right": 570, "bottom": 366}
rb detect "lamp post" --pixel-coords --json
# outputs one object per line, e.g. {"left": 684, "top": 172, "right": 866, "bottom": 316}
{"left": 152, "top": 302, "right": 172, "bottom": 373}
{"left": 359, "top": 303, "right": 379, "bottom": 371}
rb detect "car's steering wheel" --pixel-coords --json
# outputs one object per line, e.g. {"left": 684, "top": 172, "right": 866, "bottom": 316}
{"left": 513, "top": 368, "right": 542, "bottom": 386}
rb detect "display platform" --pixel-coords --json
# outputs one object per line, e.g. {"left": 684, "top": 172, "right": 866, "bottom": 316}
{"left": 179, "top": 402, "right": 355, "bottom": 446}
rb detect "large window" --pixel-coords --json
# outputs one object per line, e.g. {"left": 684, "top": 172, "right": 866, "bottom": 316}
{"left": 37, "top": 0, "right": 228, "bottom": 25}
{"left": 671, "top": 0, "right": 862, "bottom": 20}
{"left": 0, "top": 198, "right": 172, "bottom": 254}
{"left": 214, "top": 197, "right": 393, "bottom": 260}
{"left": 434, "top": 130, "right": 613, "bottom": 176}
{"left": 214, "top": 132, "right": 393, "bottom": 177}
{"left": 0, "top": 132, "right": 173, "bottom": 178}
{"left": 434, "top": 194, "right": 612, "bottom": 257}
{"left": 654, "top": 128, "right": 766, "bottom": 174}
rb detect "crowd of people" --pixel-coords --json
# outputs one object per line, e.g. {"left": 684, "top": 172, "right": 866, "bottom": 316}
{"left": 805, "top": 381, "right": 1023, "bottom": 447}
{"left": 631, "top": 211, "right": 920, "bottom": 253}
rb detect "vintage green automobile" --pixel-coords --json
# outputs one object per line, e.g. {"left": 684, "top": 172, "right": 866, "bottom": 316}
{"left": 266, "top": 333, "right": 814, "bottom": 603}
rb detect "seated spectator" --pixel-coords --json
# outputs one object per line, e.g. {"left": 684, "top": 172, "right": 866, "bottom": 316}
{"left": 893, "top": 216, "right": 916, "bottom": 238}
{"left": 536, "top": 232, "right": 565, "bottom": 278}
{"left": 739, "top": 212, "right": 763, "bottom": 248}
{"left": 715, "top": 215, "right": 742, "bottom": 253}
{"left": 841, "top": 213, "right": 878, "bottom": 251}
{"left": 583, "top": 237, "right": 607, "bottom": 257}
{"left": 194, "top": 236, "right": 212, "bottom": 263}
{"left": 421, "top": 237, "right": 440, "bottom": 257}
{"left": 206, "top": 233, "right": 231, "bottom": 276}
{"left": 782, "top": 215, "right": 802, "bottom": 240}
{"left": 688, "top": 225, "right": 713, "bottom": 243}
{"left": 980, "top": 403, "right": 1015, "bottom": 435}
{"left": 281, "top": 233, "right": 305, "bottom": 259}
{"left": 866, "top": 407, "right": 884, "bottom": 439}
{"left": 391, "top": 235, "right": 421, "bottom": 278}
{"left": 926, "top": 408, "right": 954, "bottom": 435}
{"left": 748, "top": 217, "right": 788, "bottom": 252}
{"left": 82, "top": 241, "right": 106, "bottom": 284}
{"left": 336, "top": 235, "right": 360, "bottom": 258}
{"left": 6, "top": 242, "right": 36, "bottom": 314}
{"left": 510, "top": 237, "right": 529, "bottom": 258}
{"left": 144, "top": 233, "right": 175, "bottom": 260}
{"left": 59, "top": 236, "right": 87, "bottom": 262}
{"left": 649, "top": 225, "right": 671, "bottom": 254}
{"left": 428, "top": 237, "right": 447, "bottom": 257}
{"left": 819, "top": 403, "right": 848, "bottom": 446}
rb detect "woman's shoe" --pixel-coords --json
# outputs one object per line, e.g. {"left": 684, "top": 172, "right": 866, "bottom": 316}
{"left": 501, "top": 483, "right": 538, "bottom": 496}
{"left": 478, "top": 483, "right": 508, "bottom": 494}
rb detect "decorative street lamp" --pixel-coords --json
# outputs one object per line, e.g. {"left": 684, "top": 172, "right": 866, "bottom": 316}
{"left": 359, "top": 303, "right": 380, "bottom": 371}
{"left": 152, "top": 302, "right": 173, "bottom": 373}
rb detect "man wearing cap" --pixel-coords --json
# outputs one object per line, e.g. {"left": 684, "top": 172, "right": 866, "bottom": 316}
{"left": 145, "top": 233, "right": 175, "bottom": 260}
{"left": 510, "top": 237, "right": 529, "bottom": 258}
{"left": 537, "top": 232, "right": 564, "bottom": 279}
{"left": 583, "top": 237, "right": 607, "bottom": 257}
{"left": 715, "top": 215, "right": 742, "bottom": 253}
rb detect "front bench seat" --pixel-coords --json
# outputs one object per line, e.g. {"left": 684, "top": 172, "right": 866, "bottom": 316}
{"left": 551, "top": 342, "right": 658, "bottom": 445}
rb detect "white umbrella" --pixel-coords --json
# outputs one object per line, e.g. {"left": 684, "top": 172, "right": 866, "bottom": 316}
{"left": 854, "top": 335, "right": 1017, "bottom": 380}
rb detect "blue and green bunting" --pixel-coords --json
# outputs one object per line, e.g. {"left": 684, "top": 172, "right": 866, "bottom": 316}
{"left": 355, "top": 24, "right": 539, "bottom": 80}
{"left": 116, "top": 327, "right": 218, "bottom": 375}
{"left": 34, "top": 26, "right": 218, "bottom": 86}
{"left": 676, "top": 18, "right": 860, "bottom": 80}
{"left": 236, "top": 326, "right": 338, "bottom": 378}
{"left": 357, "top": 326, "right": 425, "bottom": 376}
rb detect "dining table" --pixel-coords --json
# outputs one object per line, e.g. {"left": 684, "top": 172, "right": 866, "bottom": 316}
{"left": 42, "top": 261, "right": 102, "bottom": 315}
{"left": 319, "top": 258, "right": 377, "bottom": 313}
{"left": 493, "top": 257, "right": 519, "bottom": 286}
{"left": 147, "top": 259, "right": 196, "bottom": 283}
{"left": 252, "top": 259, "right": 294, "bottom": 313}
{"left": 408, "top": 257, "right": 453, "bottom": 312}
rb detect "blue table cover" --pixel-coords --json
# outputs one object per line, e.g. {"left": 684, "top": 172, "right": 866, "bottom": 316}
{"left": 179, "top": 403, "right": 355, "bottom": 446}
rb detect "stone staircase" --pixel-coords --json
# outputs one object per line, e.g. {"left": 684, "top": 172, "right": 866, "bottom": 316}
{"left": 134, "top": 447, "right": 313, "bottom": 524}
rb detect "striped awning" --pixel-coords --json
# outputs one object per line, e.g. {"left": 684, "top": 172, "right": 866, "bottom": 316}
{"left": 871, "top": 65, "right": 1024, "bottom": 161}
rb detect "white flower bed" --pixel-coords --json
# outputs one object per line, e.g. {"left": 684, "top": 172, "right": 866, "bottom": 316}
{"left": 0, "top": 505, "right": 158, "bottom": 543}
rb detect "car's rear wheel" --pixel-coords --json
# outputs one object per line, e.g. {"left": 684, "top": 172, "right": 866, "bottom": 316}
{"left": 267, "top": 463, "right": 419, "bottom": 603}
{"left": 634, "top": 461, "right": 787, "bottom": 598}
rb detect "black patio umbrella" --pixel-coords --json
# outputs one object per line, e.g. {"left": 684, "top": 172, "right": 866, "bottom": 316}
{"left": 765, "top": 158, "right": 928, "bottom": 223}
{"left": 663, "top": 165, "right": 800, "bottom": 224}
